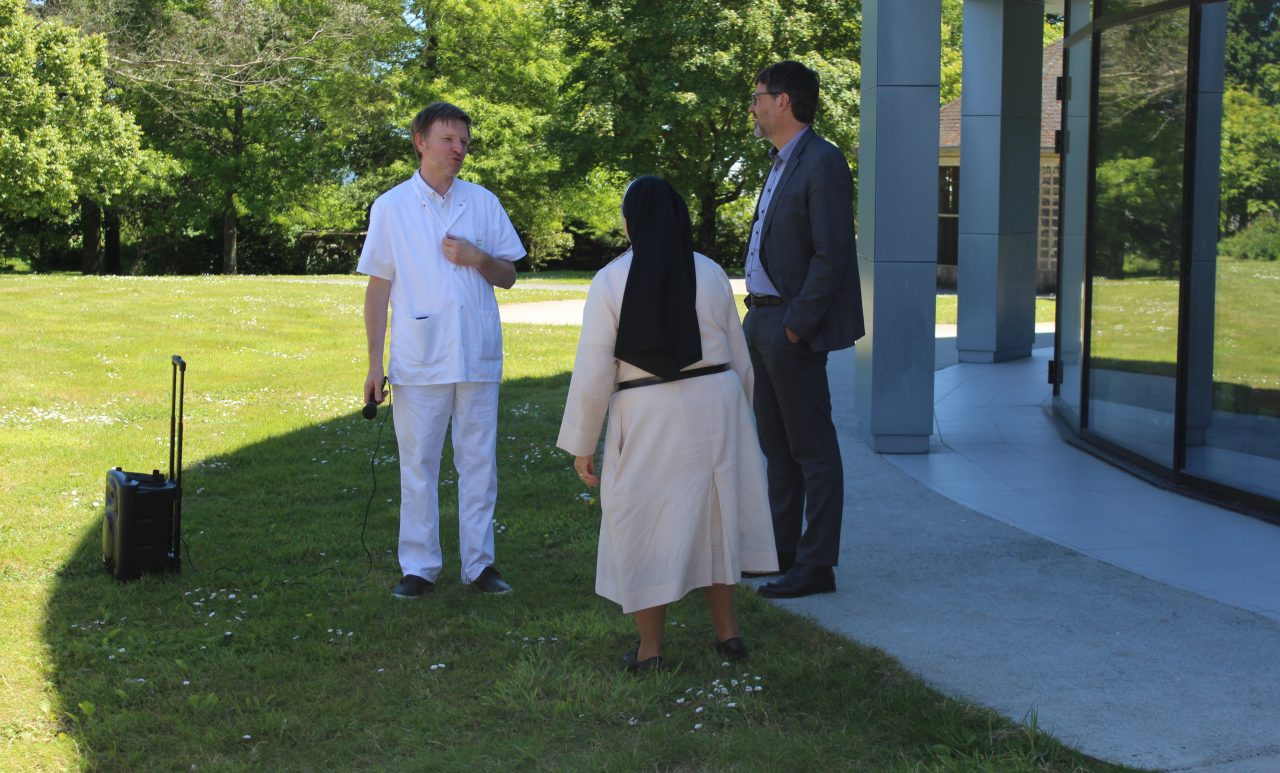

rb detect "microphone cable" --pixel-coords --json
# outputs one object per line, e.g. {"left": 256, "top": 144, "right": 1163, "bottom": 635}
{"left": 360, "top": 381, "right": 392, "bottom": 579}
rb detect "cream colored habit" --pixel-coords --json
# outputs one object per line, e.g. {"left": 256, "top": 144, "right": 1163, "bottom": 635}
{"left": 558, "top": 252, "right": 778, "bottom": 613}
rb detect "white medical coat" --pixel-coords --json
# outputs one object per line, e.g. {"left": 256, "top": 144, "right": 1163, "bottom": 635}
{"left": 357, "top": 173, "right": 526, "bottom": 384}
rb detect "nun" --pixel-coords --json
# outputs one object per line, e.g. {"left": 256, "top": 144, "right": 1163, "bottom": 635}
{"left": 556, "top": 176, "right": 778, "bottom": 672}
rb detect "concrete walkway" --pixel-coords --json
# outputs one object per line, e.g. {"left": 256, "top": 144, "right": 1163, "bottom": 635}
{"left": 500, "top": 295, "right": 1280, "bottom": 772}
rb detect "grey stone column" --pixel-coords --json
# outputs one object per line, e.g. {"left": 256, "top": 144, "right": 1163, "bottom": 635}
{"left": 956, "top": 0, "right": 1045, "bottom": 363}
{"left": 1186, "top": 4, "right": 1228, "bottom": 446}
{"left": 854, "top": 0, "right": 941, "bottom": 454}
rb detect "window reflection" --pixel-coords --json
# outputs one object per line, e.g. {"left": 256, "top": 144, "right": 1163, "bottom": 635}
{"left": 1087, "top": 10, "right": 1189, "bottom": 467}
{"left": 1183, "top": 1, "right": 1280, "bottom": 500}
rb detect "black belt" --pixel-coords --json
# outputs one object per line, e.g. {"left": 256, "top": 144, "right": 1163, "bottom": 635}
{"left": 616, "top": 363, "right": 730, "bottom": 391}
{"left": 744, "top": 294, "right": 783, "bottom": 308}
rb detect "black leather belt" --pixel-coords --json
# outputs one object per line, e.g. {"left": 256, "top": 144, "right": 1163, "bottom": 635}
{"left": 616, "top": 363, "right": 730, "bottom": 391}
{"left": 744, "top": 294, "right": 783, "bottom": 308}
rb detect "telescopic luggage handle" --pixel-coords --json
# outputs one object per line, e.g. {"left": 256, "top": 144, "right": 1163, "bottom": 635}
{"left": 169, "top": 355, "right": 186, "bottom": 570}
{"left": 169, "top": 355, "right": 186, "bottom": 486}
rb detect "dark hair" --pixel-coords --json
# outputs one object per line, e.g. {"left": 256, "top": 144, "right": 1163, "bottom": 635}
{"left": 755, "top": 60, "right": 819, "bottom": 124}
{"left": 410, "top": 102, "right": 471, "bottom": 157}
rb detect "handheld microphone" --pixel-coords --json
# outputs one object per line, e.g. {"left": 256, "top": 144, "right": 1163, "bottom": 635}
{"left": 363, "top": 377, "right": 389, "bottom": 420}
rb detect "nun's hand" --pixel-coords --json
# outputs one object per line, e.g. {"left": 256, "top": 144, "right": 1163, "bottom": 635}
{"left": 574, "top": 455, "right": 599, "bottom": 488}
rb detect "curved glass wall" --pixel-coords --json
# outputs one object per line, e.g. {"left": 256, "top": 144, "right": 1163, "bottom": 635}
{"left": 1055, "top": 0, "right": 1280, "bottom": 516}
{"left": 1184, "top": 1, "right": 1280, "bottom": 502}
{"left": 1088, "top": 8, "right": 1189, "bottom": 468}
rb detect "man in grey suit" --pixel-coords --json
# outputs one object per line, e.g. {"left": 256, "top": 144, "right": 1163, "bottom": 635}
{"left": 743, "top": 60, "right": 864, "bottom": 598}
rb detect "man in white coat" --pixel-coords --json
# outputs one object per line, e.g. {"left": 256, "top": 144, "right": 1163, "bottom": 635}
{"left": 360, "top": 102, "right": 526, "bottom": 598}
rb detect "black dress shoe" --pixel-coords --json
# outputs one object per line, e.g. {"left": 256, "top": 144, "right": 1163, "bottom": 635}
{"left": 622, "top": 650, "right": 662, "bottom": 673}
{"left": 472, "top": 566, "right": 512, "bottom": 594}
{"left": 757, "top": 564, "right": 836, "bottom": 599}
{"left": 742, "top": 551, "right": 795, "bottom": 578}
{"left": 714, "top": 637, "right": 748, "bottom": 661}
{"left": 391, "top": 574, "right": 434, "bottom": 599}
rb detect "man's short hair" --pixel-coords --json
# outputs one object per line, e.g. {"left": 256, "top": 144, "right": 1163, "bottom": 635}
{"left": 410, "top": 102, "right": 471, "bottom": 157}
{"left": 755, "top": 61, "right": 819, "bottom": 125}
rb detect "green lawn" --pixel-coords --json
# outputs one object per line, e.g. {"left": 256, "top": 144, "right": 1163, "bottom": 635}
{"left": 1090, "top": 257, "right": 1279, "bottom": 392}
{"left": 934, "top": 294, "right": 1057, "bottom": 326}
{"left": 0, "top": 275, "right": 1133, "bottom": 771}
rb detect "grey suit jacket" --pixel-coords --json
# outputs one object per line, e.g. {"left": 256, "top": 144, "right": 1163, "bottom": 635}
{"left": 752, "top": 129, "right": 864, "bottom": 352}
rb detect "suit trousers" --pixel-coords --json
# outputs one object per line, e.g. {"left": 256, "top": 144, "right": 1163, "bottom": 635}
{"left": 743, "top": 304, "right": 844, "bottom": 566}
{"left": 390, "top": 381, "right": 499, "bottom": 583}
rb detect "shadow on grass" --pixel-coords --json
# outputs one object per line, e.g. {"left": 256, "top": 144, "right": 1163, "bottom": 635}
{"left": 42, "top": 372, "right": 630, "bottom": 769}
{"left": 42, "top": 372, "right": 1133, "bottom": 771}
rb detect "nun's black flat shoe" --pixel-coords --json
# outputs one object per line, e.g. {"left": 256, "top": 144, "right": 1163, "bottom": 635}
{"left": 622, "top": 649, "right": 662, "bottom": 673}
{"left": 714, "top": 637, "right": 748, "bottom": 661}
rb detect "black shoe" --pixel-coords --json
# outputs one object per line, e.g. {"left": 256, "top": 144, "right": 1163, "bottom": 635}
{"left": 742, "top": 550, "right": 795, "bottom": 578}
{"left": 757, "top": 564, "right": 836, "bottom": 599}
{"left": 472, "top": 566, "right": 512, "bottom": 594}
{"left": 714, "top": 637, "right": 749, "bottom": 661}
{"left": 392, "top": 574, "right": 434, "bottom": 599}
{"left": 622, "top": 649, "right": 662, "bottom": 673}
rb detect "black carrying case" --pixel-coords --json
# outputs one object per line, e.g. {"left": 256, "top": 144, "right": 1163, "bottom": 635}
{"left": 102, "top": 355, "right": 186, "bottom": 581}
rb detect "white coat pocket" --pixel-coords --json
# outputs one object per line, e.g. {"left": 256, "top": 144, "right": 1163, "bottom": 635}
{"left": 393, "top": 310, "right": 450, "bottom": 371}
{"left": 479, "top": 309, "right": 502, "bottom": 363}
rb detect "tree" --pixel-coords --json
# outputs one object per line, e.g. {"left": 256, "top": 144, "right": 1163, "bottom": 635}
{"left": 940, "top": 0, "right": 962, "bottom": 104}
{"left": 1225, "top": 0, "right": 1280, "bottom": 103}
{"left": 551, "top": 0, "right": 860, "bottom": 262}
{"left": 51, "top": 0, "right": 402, "bottom": 273}
{"left": 1091, "top": 12, "right": 1190, "bottom": 278}
{"left": 1220, "top": 86, "right": 1280, "bottom": 232}
{"left": 0, "top": 0, "right": 144, "bottom": 224}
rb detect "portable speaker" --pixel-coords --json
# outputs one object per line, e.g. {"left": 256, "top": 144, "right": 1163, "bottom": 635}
{"left": 102, "top": 468, "right": 179, "bottom": 580}
{"left": 102, "top": 355, "right": 186, "bottom": 581}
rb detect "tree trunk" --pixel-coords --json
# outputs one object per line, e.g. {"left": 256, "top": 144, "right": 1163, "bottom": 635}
{"left": 222, "top": 95, "right": 244, "bottom": 275}
{"left": 222, "top": 190, "right": 238, "bottom": 274}
{"left": 81, "top": 196, "right": 102, "bottom": 275}
{"left": 696, "top": 192, "right": 718, "bottom": 261}
{"left": 104, "top": 208, "right": 122, "bottom": 274}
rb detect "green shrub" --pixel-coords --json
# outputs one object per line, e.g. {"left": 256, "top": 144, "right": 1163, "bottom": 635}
{"left": 1220, "top": 214, "right": 1280, "bottom": 261}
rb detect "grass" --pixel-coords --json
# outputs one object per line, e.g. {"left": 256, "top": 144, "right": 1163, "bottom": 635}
{"left": 0, "top": 274, "right": 1136, "bottom": 771}
{"left": 1089, "top": 256, "right": 1280, "bottom": 395}
{"left": 934, "top": 294, "right": 1057, "bottom": 326}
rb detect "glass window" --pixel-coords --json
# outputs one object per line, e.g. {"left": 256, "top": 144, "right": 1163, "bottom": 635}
{"left": 1182, "top": 1, "right": 1280, "bottom": 500}
{"left": 938, "top": 166, "right": 960, "bottom": 267}
{"left": 1086, "top": 9, "right": 1190, "bottom": 467}
{"left": 1099, "top": 0, "right": 1175, "bottom": 14}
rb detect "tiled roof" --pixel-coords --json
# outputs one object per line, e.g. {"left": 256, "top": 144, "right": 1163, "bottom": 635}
{"left": 939, "top": 40, "right": 1064, "bottom": 150}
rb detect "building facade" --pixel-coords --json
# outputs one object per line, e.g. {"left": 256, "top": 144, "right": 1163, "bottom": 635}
{"left": 857, "top": 0, "right": 1278, "bottom": 519}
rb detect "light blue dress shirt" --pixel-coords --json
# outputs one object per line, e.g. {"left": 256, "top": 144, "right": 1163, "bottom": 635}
{"left": 744, "top": 127, "right": 810, "bottom": 297}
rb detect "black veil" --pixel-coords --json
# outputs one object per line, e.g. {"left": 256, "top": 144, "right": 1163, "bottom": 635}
{"left": 614, "top": 176, "right": 702, "bottom": 379}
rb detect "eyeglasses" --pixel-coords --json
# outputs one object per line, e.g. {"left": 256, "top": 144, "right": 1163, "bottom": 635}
{"left": 750, "top": 91, "right": 782, "bottom": 106}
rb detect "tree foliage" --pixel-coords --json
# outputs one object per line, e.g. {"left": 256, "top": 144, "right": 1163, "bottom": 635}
{"left": 12, "top": 1, "right": 1186, "bottom": 276}
{"left": 0, "top": 0, "right": 144, "bottom": 220}
{"left": 1092, "top": 11, "right": 1190, "bottom": 278}
{"left": 1220, "top": 86, "right": 1280, "bottom": 230}
{"left": 395, "top": 0, "right": 576, "bottom": 267}
{"left": 551, "top": 0, "right": 860, "bottom": 262}
{"left": 1219, "top": 0, "right": 1280, "bottom": 235}
{"left": 50, "top": 0, "right": 402, "bottom": 273}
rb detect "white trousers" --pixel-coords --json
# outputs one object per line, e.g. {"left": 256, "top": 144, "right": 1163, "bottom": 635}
{"left": 391, "top": 382, "right": 499, "bottom": 583}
